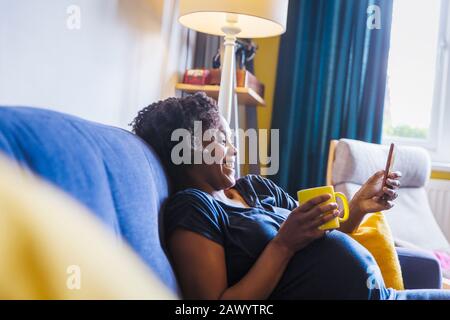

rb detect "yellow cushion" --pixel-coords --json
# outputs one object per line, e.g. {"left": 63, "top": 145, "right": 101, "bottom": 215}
{"left": 349, "top": 212, "right": 404, "bottom": 290}
{"left": 0, "top": 155, "right": 177, "bottom": 299}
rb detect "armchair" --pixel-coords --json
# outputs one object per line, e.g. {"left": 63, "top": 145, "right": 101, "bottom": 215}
{"left": 326, "top": 139, "right": 449, "bottom": 289}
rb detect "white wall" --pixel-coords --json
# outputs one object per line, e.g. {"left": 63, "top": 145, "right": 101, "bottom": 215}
{"left": 0, "top": 0, "right": 193, "bottom": 129}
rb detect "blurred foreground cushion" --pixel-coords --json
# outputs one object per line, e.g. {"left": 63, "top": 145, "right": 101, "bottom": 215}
{"left": 0, "top": 154, "right": 176, "bottom": 299}
{"left": 350, "top": 212, "right": 404, "bottom": 290}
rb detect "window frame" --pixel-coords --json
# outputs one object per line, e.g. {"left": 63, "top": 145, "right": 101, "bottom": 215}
{"left": 382, "top": 0, "right": 450, "bottom": 169}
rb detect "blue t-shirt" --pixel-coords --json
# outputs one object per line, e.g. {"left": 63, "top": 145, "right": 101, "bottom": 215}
{"left": 164, "top": 175, "right": 395, "bottom": 299}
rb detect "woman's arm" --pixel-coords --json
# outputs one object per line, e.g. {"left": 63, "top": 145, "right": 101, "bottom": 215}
{"left": 336, "top": 199, "right": 366, "bottom": 234}
{"left": 168, "top": 230, "right": 293, "bottom": 300}
{"left": 337, "top": 170, "right": 402, "bottom": 234}
{"left": 168, "top": 194, "right": 338, "bottom": 300}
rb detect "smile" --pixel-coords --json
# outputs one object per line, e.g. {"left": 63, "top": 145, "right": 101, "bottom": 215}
{"left": 223, "top": 159, "right": 235, "bottom": 170}
{"left": 224, "top": 162, "right": 234, "bottom": 170}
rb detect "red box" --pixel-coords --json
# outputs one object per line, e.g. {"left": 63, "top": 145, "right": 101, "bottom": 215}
{"left": 183, "top": 69, "right": 211, "bottom": 85}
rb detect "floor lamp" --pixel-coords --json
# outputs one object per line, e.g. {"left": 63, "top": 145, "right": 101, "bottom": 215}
{"left": 178, "top": 0, "right": 288, "bottom": 175}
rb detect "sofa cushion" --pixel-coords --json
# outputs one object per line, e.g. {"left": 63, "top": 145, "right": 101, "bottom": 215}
{"left": 349, "top": 212, "right": 404, "bottom": 290}
{"left": 0, "top": 106, "right": 179, "bottom": 294}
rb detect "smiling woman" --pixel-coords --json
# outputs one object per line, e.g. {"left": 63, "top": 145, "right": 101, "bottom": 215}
{"left": 130, "top": 92, "right": 237, "bottom": 192}
{"left": 130, "top": 93, "right": 450, "bottom": 300}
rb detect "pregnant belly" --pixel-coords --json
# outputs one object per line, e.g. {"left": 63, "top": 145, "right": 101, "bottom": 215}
{"left": 269, "top": 230, "right": 395, "bottom": 300}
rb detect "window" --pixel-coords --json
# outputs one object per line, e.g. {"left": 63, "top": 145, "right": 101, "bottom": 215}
{"left": 382, "top": 0, "right": 450, "bottom": 167}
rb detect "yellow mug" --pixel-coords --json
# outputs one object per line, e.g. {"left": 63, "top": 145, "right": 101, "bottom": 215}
{"left": 297, "top": 186, "right": 350, "bottom": 230}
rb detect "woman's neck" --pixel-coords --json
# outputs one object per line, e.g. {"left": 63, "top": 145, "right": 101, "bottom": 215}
{"left": 177, "top": 173, "right": 217, "bottom": 195}
{"left": 177, "top": 174, "right": 249, "bottom": 208}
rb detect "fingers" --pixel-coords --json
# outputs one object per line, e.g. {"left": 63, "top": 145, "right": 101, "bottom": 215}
{"left": 382, "top": 171, "right": 401, "bottom": 201}
{"left": 302, "top": 202, "right": 338, "bottom": 221}
{"left": 381, "top": 186, "right": 398, "bottom": 201}
{"left": 369, "top": 171, "right": 402, "bottom": 184}
{"left": 309, "top": 210, "right": 339, "bottom": 229}
{"left": 311, "top": 229, "right": 327, "bottom": 239}
{"left": 386, "top": 178, "right": 401, "bottom": 189}
{"left": 369, "top": 170, "right": 402, "bottom": 186}
{"left": 373, "top": 196, "right": 395, "bottom": 209}
{"left": 388, "top": 171, "right": 402, "bottom": 179}
{"left": 382, "top": 186, "right": 396, "bottom": 197}
{"left": 384, "top": 200, "right": 394, "bottom": 209}
{"left": 296, "top": 194, "right": 332, "bottom": 212}
{"left": 386, "top": 171, "right": 401, "bottom": 190}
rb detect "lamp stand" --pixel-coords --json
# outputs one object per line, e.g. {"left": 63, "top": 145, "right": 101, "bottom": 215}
{"left": 217, "top": 18, "right": 241, "bottom": 176}
{"left": 217, "top": 30, "right": 238, "bottom": 122}
{"left": 230, "top": 66, "right": 241, "bottom": 177}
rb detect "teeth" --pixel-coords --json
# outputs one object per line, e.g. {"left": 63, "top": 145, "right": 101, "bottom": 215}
{"left": 224, "top": 163, "right": 234, "bottom": 169}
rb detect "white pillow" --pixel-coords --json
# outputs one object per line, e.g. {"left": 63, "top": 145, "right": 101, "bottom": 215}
{"left": 333, "top": 139, "right": 431, "bottom": 188}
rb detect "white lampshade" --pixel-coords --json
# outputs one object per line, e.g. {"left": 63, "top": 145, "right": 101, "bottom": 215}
{"left": 178, "top": 0, "right": 289, "bottom": 38}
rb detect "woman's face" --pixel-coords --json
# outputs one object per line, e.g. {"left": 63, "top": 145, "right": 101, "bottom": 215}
{"left": 190, "top": 116, "right": 237, "bottom": 191}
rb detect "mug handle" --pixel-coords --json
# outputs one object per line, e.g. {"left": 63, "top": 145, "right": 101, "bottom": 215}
{"left": 334, "top": 192, "right": 350, "bottom": 222}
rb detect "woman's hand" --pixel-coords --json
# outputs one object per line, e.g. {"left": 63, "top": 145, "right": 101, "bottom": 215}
{"left": 273, "top": 194, "right": 339, "bottom": 255}
{"left": 350, "top": 170, "right": 402, "bottom": 216}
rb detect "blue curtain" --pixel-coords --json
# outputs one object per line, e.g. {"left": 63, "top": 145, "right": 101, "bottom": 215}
{"left": 271, "top": 0, "right": 393, "bottom": 195}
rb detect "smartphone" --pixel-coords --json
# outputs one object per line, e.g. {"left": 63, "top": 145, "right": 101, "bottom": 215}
{"left": 382, "top": 143, "right": 395, "bottom": 199}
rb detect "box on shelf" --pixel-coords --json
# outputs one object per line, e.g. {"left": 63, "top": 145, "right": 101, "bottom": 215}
{"left": 236, "top": 69, "right": 265, "bottom": 99}
{"left": 183, "top": 68, "right": 265, "bottom": 99}
{"left": 182, "top": 69, "right": 211, "bottom": 85}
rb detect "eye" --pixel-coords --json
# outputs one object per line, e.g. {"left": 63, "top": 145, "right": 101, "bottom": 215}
{"left": 221, "top": 139, "right": 227, "bottom": 145}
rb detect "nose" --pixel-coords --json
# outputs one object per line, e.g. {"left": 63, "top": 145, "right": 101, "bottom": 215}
{"left": 228, "top": 142, "right": 238, "bottom": 156}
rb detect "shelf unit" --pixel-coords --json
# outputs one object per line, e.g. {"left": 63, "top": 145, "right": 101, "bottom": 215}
{"left": 175, "top": 83, "right": 265, "bottom": 106}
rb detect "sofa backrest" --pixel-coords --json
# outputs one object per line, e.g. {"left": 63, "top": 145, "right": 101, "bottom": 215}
{"left": 0, "top": 106, "right": 179, "bottom": 294}
{"left": 330, "top": 138, "right": 449, "bottom": 251}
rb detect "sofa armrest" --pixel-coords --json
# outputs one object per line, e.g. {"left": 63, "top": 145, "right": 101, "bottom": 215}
{"left": 396, "top": 247, "right": 442, "bottom": 289}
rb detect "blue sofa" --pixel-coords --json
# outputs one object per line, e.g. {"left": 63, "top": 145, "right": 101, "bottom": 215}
{"left": 0, "top": 106, "right": 442, "bottom": 295}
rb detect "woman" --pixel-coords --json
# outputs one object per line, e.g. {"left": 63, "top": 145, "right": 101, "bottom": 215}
{"left": 131, "top": 93, "right": 449, "bottom": 300}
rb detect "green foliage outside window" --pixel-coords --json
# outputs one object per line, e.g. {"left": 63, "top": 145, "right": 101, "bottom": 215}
{"left": 383, "top": 123, "right": 428, "bottom": 139}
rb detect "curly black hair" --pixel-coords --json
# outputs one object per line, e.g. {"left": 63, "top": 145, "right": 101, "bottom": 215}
{"left": 130, "top": 92, "right": 221, "bottom": 186}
